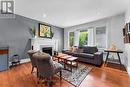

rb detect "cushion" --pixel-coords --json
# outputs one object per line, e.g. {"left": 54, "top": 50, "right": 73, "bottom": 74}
{"left": 83, "top": 46, "right": 98, "bottom": 54}
{"left": 72, "top": 52, "right": 79, "bottom": 57}
{"left": 33, "top": 52, "right": 51, "bottom": 60}
{"left": 77, "top": 48, "right": 83, "bottom": 53}
{"left": 27, "top": 50, "right": 37, "bottom": 55}
{"left": 69, "top": 47, "right": 73, "bottom": 52}
{"left": 72, "top": 46, "right": 78, "bottom": 52}
{"left": 76, "top": 53, "right": 94, "bottom": 58}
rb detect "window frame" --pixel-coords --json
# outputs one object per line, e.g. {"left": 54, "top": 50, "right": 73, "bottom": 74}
{"left": 68, "top": 31, "right": 75, "bottom": 47}
{"left": 95, "top": 26, "right": 107, "bottom": 50}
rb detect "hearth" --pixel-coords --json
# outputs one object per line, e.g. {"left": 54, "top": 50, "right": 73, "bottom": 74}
{"left": 42, "top": 47, "right": 52, "bottom": 56}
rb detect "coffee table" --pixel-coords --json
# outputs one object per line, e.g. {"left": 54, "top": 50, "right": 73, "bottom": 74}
{"left": 53, "top": 53, "right": 78, "bottom": 72}
{"left": 65, "top": 57, "right": 78, "bottom": 72}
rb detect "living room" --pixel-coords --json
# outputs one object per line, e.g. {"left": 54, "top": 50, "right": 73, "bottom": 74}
{"left": 0, "top": 0, "right": 130, "bottom": 87}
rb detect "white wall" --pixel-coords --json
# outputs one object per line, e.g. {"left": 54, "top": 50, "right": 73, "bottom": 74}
{"left": 125, "top": 6, "right": 130, "bottom": 76}
{"left": 125, "top": 6, "right": 130, "bottom": 23}
{"left": 64, "top": 14, "right": 125, "bottom": 64}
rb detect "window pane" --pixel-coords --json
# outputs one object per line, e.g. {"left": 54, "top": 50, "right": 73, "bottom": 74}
{"left": 69, "top": 32, "right": 74, "bottom": 47}
{"left": 79, "top": 31, "right": 88, "bottom": 46}
{"left": 96, "top": 27, "right": 106, "bottom": 48}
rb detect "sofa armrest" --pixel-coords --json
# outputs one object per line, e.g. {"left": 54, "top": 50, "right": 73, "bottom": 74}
{"left": 94, "top": 51, "right": 103, "bottom": 55}
{"left": 93, "top": 51, "right": 103, "bottom": 66}
{"left": 62, "top": 49, "right": 69, "bottom": 53}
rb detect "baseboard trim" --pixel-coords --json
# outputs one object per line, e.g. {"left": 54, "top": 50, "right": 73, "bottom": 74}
{"left": 20, "top": 58, "right": 30, "bottom": 64}
{"left": 127, "top": 67, "right": 130, "bottom": 76}
{"left": 9, "top": 58, "right": 30, "bottom": 66}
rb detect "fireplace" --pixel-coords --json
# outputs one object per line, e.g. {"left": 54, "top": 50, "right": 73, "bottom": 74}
{"left": 31, "top": 38, "right": 58, "bottom": 51}
{"left": 42, "top": 47, "right": 52, "bottom": 56}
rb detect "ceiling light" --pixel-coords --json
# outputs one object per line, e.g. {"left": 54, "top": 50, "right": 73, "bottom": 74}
{"left": 43, "top": 14, "right": 47, "bottom": 18}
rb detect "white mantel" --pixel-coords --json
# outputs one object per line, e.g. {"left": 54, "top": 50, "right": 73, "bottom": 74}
{"left": 31, "top": 38, "right": 58, "bottom": 51}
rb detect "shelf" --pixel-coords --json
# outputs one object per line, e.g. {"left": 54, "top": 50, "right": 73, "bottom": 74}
{"left": 107, "top": 58, "right": 120, "bottom": 64}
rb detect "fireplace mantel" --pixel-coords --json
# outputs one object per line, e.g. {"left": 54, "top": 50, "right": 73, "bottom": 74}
{"left": 31, "top": 38, "right": 58, "bottom": 51}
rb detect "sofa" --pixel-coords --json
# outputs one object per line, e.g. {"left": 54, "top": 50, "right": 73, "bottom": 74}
{"left": 62, "top": 46, "right": 103, "bottom": 66}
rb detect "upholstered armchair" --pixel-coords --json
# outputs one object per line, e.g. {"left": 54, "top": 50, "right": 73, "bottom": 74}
{"left": 27, "top": 50, "right": 38, "bottom": 73}
{"left": 32, "top": 52, "right": 63, "bottom": 82}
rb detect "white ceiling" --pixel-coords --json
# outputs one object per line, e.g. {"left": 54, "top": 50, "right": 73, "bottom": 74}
{"left": 15, "top": 0, "right": 130, "bottom": 28}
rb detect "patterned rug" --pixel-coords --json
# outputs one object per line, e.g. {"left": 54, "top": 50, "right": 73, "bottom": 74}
{"left": 57, "top": 63, "right": 93, "bottom": 87}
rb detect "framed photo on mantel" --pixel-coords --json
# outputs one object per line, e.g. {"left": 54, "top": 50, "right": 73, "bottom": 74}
{"left": 38, "top": 23, "right": 51, "bottom": 38}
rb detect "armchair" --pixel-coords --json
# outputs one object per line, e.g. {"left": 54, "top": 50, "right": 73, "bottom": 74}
{"left": 27, "top": 50, "right": 38, "bottom": 73}
{"left": 32, "top": 52, "right": 63, "bottom": 83}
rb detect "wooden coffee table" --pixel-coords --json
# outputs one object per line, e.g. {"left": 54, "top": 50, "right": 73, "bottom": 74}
{"left": 65, "top": 57, "right": 78, "bottom": 72}
{"left": 52, "top": 53, "right": 67, "bottom": 61}
{"left": 53, "top": 53, "right": 78, "bottom": 72}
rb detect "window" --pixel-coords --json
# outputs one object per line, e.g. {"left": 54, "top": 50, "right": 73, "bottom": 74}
{"left": 95, "top": 26, "right": 106, "bottom": 49}
{"left": 79, "top": 30, "right": 88, "bottom": 46}
{"left": 69, "top": 32, "right": 74, "bottom": 47}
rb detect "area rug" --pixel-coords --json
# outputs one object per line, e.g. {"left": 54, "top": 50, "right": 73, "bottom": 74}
{"left": 57, "top": 63, "right": 93, "bottom": 87}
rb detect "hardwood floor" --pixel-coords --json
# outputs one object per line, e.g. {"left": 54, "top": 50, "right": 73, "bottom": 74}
{"left": 0, "top": 62, "right": 130, "bottom": 87}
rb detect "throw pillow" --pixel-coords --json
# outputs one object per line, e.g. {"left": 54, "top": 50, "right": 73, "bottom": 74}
{"left": 77, "top": 48, "right": 83, "bottom": 53}
{"left": 69, "top": 47, "right": 73, "bottom": 52}
{"left": 72, "top": 46, "right": 78, "bottom": 52}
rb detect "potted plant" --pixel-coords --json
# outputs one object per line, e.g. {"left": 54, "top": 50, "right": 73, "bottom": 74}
{"left": 29, "top": 26, "right": 36, "bottom": 38}
{"left": 50, "top": 30, "right": 54, "bottom": 38}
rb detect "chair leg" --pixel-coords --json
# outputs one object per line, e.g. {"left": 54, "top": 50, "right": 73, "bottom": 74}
{"left": 37, "top": 77, "right": 40, "bottom": 84}
{"left": 37, "top": 75, "right": 43, "bottom": 84}
{"left": 31, "top": 66, "right": 34, "bottom": 73}
{"left": 60, "top": 71, "right": 62, "bottom": 80}
{"left": 37, "top": 68, "right": 39, "bottom": 78}
{"left": 46, "top": 76, "right": 52, "bottom": 87}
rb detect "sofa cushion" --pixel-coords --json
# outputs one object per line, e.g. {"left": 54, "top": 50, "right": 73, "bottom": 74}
{"left": 77, "top": 48, "right": 83, "bottom": 53}
{"left": 72, "top": 52, "right": 79, "bottom": 57}
{"left": 76, "top": 53, "right": 94, "bottom": 59}
{"left": 83, "top": 46, "right": 98, "bottom": 54}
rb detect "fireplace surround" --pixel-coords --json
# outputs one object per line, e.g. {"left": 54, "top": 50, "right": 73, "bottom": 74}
{"left": 31, "top": 38, "right": 58, "bottom": 55}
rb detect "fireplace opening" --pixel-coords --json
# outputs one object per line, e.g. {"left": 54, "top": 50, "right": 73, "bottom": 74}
{"left": 42, "top": 47, "right": 52, "bottom": 56}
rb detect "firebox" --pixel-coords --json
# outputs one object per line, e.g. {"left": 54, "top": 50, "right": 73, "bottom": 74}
{"left": 42, "top": 47, "right": 52, "bottom": 56}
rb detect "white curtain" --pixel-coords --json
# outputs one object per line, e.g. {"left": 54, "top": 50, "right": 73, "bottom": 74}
{"left": 88, "top": 28, "right": 95, "bottom": 46}
{"left": 74, "top": 31, "right": 79, "bottom": 46}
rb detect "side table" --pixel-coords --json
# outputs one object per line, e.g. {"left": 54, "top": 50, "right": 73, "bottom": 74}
{"left": 104, "top": 49, "right": 123, "bottom": 69}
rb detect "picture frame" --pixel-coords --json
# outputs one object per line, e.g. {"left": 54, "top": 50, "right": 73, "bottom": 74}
{"left": 38, "top": 23, "right": 51, "bottom": 38}
{"left": 128, "top": 22, "right": 130, "bottom": 33}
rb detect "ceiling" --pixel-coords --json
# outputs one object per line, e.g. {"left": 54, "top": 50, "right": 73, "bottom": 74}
{"left": 15, "top": 0, "right": 130, "bottom": 28}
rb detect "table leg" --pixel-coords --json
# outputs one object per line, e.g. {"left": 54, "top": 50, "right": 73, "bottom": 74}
{"left": 64, "top": 60, "right": 66, "bottom": 70}
{"left": 76, "top": 60, "right": 78, "bottom": 68}
{"left": 58, "top": 58, "right": 59, "bottom": 62}
{"left": 104, "top": 52, "right": 109, "bottom": 66}
{"left": 117, "top": 53, "right": 122, "bottom": 69}
{"left": 70, "top": 61, "right": 72, "bottom": 72}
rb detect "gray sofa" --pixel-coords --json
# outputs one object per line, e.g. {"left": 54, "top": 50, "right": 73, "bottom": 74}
{"left": 62, "top": 46, "right": 103, "bottom": 66}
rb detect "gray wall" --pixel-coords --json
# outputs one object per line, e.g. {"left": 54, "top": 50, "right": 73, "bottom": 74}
{"left": 0, "top": 15, "right": 64, "bottom": 60}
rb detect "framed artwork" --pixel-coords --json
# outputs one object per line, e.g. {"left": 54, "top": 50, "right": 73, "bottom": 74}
{"left": 128, "top": 22, "right": 130, "bottom": 33}
{"left": 38, "top": 23, "right": 51, "bottom": 38}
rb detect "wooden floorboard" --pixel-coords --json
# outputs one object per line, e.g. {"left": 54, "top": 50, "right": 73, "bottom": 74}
{"left": 0, "top": 62, "right": 130, "bottom": 87}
